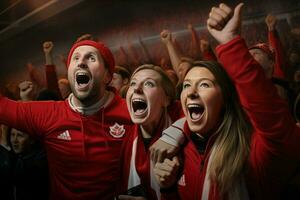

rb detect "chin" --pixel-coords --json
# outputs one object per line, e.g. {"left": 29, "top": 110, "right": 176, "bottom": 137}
{"left": 131, "top": 117, "right": 147, "bottom": 125}
{"left": 187, "top": 121, "right": 204, "bottom": 133}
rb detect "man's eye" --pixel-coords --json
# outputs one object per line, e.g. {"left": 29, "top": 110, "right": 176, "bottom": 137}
{"left": 89, "top": 56, "right": 96, "bottom": 62}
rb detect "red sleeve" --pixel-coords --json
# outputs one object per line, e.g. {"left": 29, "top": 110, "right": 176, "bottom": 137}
{"left": 268, "top": 30, "right": 288, "bottom": 79}
{"left": 0, "top": 97, "right": 60, "bottom": 138}
{"left": 45, "top": 65, "right": 62, "bottom": 99}
{"left": 216, "top": 36, "right": 299, "bottom": 156}
{"left": 202, "top": 48, "right": 217, "bottom": 61}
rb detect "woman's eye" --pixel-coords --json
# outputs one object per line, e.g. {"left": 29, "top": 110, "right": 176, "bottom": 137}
{"left": 129, "top": 81, "right": 136, "bottom": 87}
{"left": 199, "top": 82, "right": 210, "bottom": 88}
{"left": 144, "top": 81, "right": 154, "bottom": 87}
{"left": 182, "top": 83, "right": 190, "bottom": 89}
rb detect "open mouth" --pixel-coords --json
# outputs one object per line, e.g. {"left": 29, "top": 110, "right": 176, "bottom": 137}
{"left": 75, "top": 71, "right": 91, "bottom": 88}
{"left": 132, "top": 98, "right": 148, "bottom": 115}
{"left": 187, "top": 104, "right": 204, "bottom": 120}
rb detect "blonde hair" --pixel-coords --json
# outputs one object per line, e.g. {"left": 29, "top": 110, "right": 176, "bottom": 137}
{"left": 189, "top": 61, "right": 252, "bottom": 197}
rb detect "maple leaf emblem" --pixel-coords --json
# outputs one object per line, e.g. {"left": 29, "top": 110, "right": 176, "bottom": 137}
{"left": 109, "top": 123, "right": 125, "bottom": 138}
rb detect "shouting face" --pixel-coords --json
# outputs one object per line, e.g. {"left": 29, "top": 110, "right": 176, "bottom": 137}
{"left": 68, "top": 45, "right": 111, "bottom": 106}
{"left": 126, "top": 69, "right": 169, "bottom": 129}
{"left": 181, "top": 67, "right": 223, "bottom": 136}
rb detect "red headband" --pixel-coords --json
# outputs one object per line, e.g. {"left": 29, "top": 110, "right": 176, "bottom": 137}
{"left": 67, "top": 40, "right": 115, "bottom": 76}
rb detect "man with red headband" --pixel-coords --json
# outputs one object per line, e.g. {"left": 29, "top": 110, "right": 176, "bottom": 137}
{"left": 0, "top": 40, "right": 132, "bottom": 199}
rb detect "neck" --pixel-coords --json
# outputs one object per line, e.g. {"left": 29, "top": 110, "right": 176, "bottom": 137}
{"left": 69, "top": 91, "right": 113, "bottom": 115}
{"left": 140, "top": 111, "right": 166, "bottom": 138}
{"left": 140, "top": 125, "right": 152, "bottom": 139}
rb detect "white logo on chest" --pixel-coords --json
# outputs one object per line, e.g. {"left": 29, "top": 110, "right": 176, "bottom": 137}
{"left": 178, "top": 174, "right": 186, "bottom": 186}
{"left": 109, "top": 123, "right": 125, "bottom": 138}
{"left": 57, "top": 130, "right": 71, "bottom": 140}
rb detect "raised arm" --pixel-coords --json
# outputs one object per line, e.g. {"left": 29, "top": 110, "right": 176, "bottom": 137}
{"left": 265, "top": 14, "right": 288, "bottom": 79}
{"left": 187, "top": 24, "right": 201, "bottom": 59}
{"left": 160, "top": 30, "right": 182, "bottom": 76}
{"left": 43, "top": 41, "right": 62, "bottom": 99}
{"left": 207, "top": 3, "right": 299, "bottom": 155}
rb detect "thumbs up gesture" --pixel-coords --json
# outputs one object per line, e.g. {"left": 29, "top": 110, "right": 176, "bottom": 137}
{"left": 207, "top": 3, "right": 244, "bottom": 44}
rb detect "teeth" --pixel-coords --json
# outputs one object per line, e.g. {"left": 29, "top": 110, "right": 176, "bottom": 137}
{"left": 188, "top": 104, "right": 201, "bottom": 108}
{"left": 132, "top": 99, "right": 145, "bottom": 103}
{"left": 132, "top": 98, "right": 147, "bottom": 114}
{"left": 187, "top": 104, "right": 204, "bottom": 120}
{"left": 77, "top": 72, "right": 88, "bottom": 76}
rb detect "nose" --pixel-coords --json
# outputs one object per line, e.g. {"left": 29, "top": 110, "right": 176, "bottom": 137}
{"left": 77, "top": 57, "right": 88, "bottom": 69}
{"left": 187, "top": 87, "right": 199, "bottom": 99}
{"left": 11, "top": 135, "right": 18, "bottom": 143}
{"left": 77, "top": 62, "right": 88, "bottom": 69}
{"left": 133, "top": 84, "right": 143, "bottom": 94}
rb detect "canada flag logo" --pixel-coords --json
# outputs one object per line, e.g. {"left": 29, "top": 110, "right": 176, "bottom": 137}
{"left": 109, "top": 123, "right": 125, "bottom": 138}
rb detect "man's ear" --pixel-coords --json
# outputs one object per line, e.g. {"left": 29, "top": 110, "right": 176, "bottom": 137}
{"left": 123, "top": 78, "right": 129, "bottom": 85}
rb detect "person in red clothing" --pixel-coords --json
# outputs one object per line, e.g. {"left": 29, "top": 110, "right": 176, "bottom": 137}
{"left": 153, "top": 2, "right": 300, "bottom": 199}
{"left": 248, "top": 14, "right": 288, "bottom": 80}
{"left": 118, "top": 64, "right": 181, "bottom": 200}
{"left": 43, "top": 41, "right": 63, "bottom": 99}
{"left": 265, "top": 14, "right": 288, "bottom": 79}
{"left": 248, "top": 15, "right": 297, "bottom": 106}
{"left": 248, "top": 43, "right": 275, "bottom": 79}
{"left": 0, "top": 39, "right": 133, "bottom": 200}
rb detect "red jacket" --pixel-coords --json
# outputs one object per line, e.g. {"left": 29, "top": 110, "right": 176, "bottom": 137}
{"left": 176, "top": 36, "right": 300, "bottom": 200}
{"left": 0, "top": 93, "right": 132, "bottom": 200}
{"left": 119, "top": 101, "right": 182, "bottom": 200}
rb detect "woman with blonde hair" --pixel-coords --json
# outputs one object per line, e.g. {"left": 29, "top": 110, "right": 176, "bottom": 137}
{"left": 153, "top": 3, "right": 300, "bottom": 199}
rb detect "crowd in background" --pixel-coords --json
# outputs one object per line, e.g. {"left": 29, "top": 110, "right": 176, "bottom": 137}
{"left": 0, "top": 1, "right": 300, "bottom": 199}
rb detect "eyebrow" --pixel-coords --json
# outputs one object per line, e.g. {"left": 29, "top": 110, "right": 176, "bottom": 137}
{"left": 131, "top": 77, "right": 159, "bottom": 83}
{"left": 73, "top": 51, "right": 98, "bottom": 57}
{"left": 184, "top": 77, "right": 216, "bottom": 83}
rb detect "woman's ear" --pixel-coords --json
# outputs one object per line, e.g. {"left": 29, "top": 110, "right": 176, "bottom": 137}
{"left": 104, "top": 71, "right": 112, "bottom": 85}
{"left": 164, "top": 95, "right": 171, "bottom": 107}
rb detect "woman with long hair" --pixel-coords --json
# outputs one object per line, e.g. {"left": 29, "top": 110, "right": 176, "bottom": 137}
{"left": 153, "top": 3, "right": 300, "bottom": 199}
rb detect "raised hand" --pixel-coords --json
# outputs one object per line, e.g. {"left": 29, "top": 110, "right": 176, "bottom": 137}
{"left": 160, "top": 29, "right": 172, "bottom": 45}
{"left": 265, "top": 14, "right": 277, "bottom": 31}
{"left": 43, "top": 41, "right": 54, "bottom": 54}
{"left": 18, "top": 80, "right": 34, "bottom": 101}
{"left": 207, "top": 3, "right": 244, "bottom": 44}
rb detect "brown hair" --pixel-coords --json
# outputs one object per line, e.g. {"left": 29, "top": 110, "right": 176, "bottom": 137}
{"left": 187, "top": 61, "right": 252, "bottom": 197}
